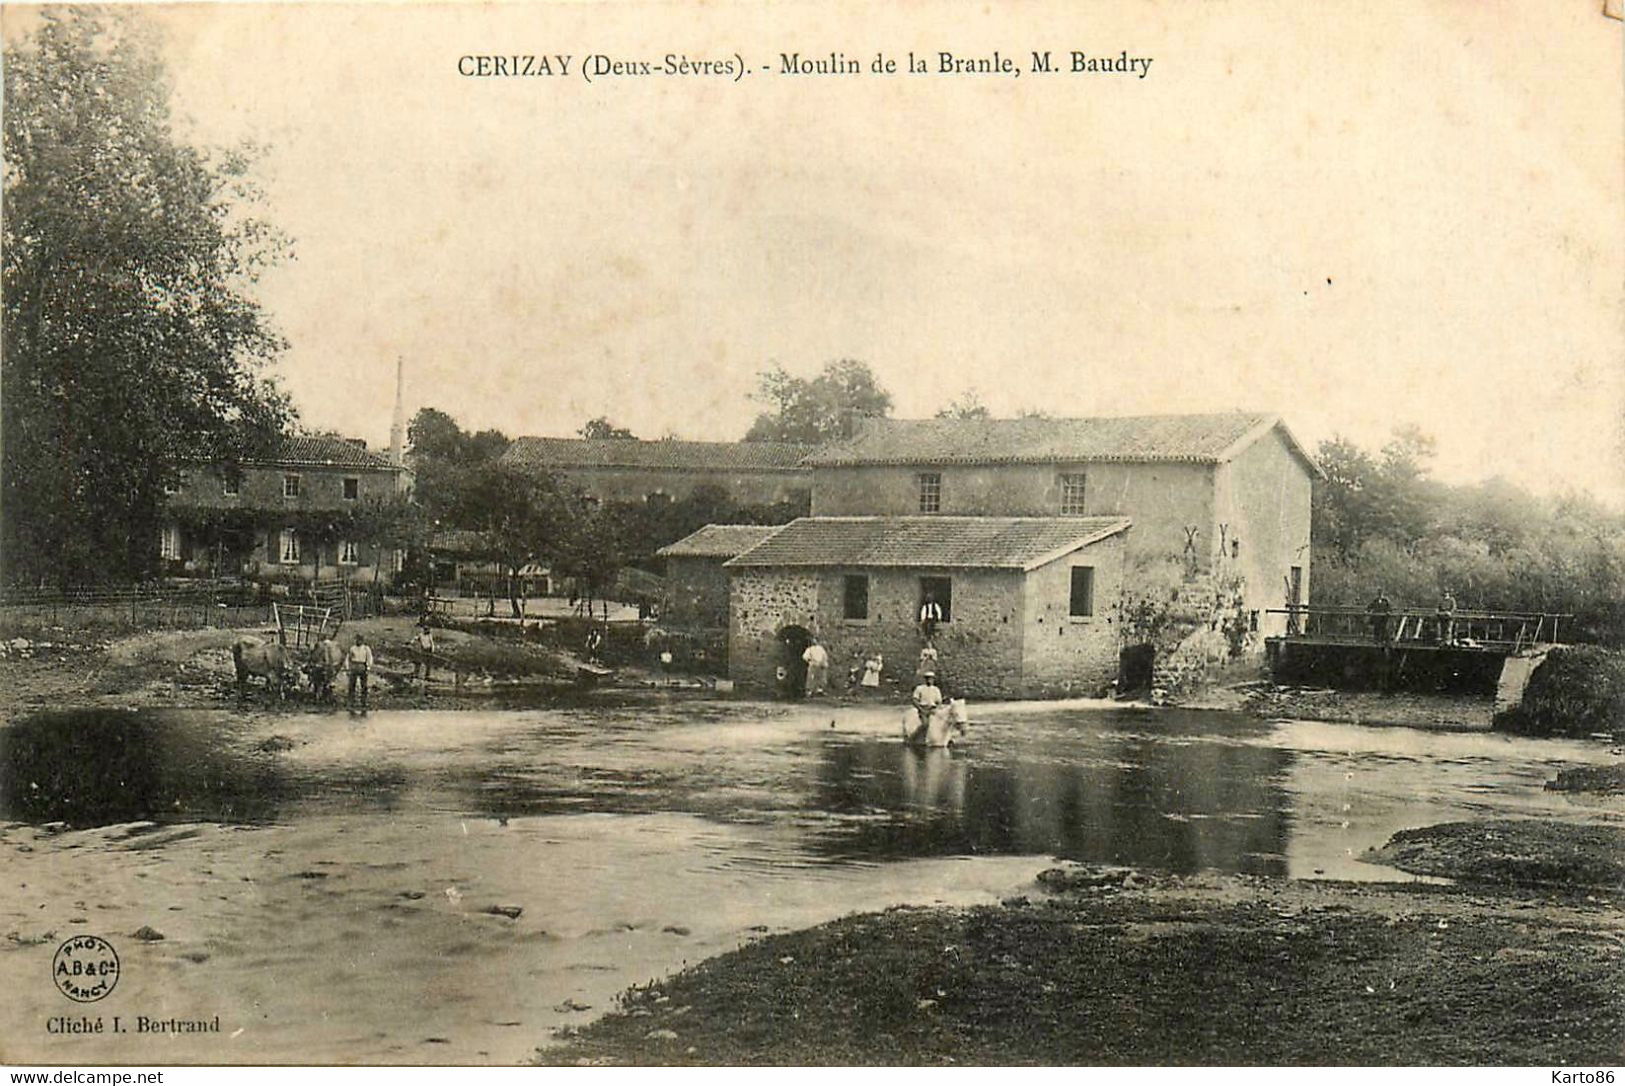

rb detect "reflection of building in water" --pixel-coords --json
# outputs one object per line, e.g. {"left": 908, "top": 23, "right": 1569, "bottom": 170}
{"left": 811, "top": 715, "right": 1292, "bottom": 875}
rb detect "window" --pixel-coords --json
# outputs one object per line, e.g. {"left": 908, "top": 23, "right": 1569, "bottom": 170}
{"left": 842, "top": 574, "right": 869, "bottom": 621}
{"left": 918, "top": 576, "right": 953, "bottom": 623}
{"left": 343, "top": 477, "right": 359, "bottom": 501}
{"left": 1069, "top": 566, "right": 1095, "bottom": 618}
{"left": 221, "top": 473, "right": 239, "bottom": 497}
{"left": 158, "top": 524, "right": 181, "bottom": 561}
{"left": 162, "top": 473, "right": 185, "bottom": 496}
{"left": 283, "top": 474, "right": 301, "bottom": 498}
{"left": 917, "top": 472, "right": 942, "bottom": 513}
{"left": 1061, "top": 473, "right": 1087, "bottom": 515}
{"left": 280, "top": 529, "right": 300, "bottom": 564}
{"left": 339, "top": 540, "right": 360, "bottom": 565}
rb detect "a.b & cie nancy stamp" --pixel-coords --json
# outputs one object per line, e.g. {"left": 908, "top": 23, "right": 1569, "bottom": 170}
{"left": 52, "top": 935, "right": 120, "bottom": 1003}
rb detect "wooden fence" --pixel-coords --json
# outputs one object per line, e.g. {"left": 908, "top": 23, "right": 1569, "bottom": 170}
{"left": 0, "top": 583, "right": 270, "bottom": 635}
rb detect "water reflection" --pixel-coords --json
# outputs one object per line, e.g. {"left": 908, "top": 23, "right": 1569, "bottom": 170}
{"left": 0, "top": 702, "right": 1611, "bottom": 882}
{"left": 811, "top": 731, "right": 1293, "bottom": 874}
{"left": 0, "top": 708, "right": 406, "bottom": 826}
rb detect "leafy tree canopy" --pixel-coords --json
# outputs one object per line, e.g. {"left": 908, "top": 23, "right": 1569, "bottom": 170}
{"left": 743, "top": 359, "right": 893, "bottom": 444}
{"left": 1311, "top": 426, "right": 1625, "bottom": 644}
{"left": 3, "top": 9, "right": 294, "bottom": 585}
{"left": 935, "top": 388, "right": 991, "bottom": 419}
{"left": 579, "top": 416, "right": 637, "bottom": 440}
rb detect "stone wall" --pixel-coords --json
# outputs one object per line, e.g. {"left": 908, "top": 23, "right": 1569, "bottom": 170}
{"left": 1112, "top": 556, "right": 1252, "bottom": 698}
{"left": 727, "top": 569, "right": 821, "bottom": 685}
{"left": 727, "top": 566, "right": 1030, "bottom": 697}
{"left": 1020, "top": 534, "right": 1126, "bottom": 696}
{"left": 1214, "top": 425, "right": 1314, "bottom": 639}
{"left": 814, "top": 568, "right": 1027, "bottom": 699}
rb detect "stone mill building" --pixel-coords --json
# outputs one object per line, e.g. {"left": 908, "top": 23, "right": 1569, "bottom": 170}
{"left": 677, "top": 411, "right": 1319, "bottom": 698}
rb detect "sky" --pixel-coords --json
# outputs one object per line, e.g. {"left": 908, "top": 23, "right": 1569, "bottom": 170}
{"left": 10, "top": 0, "right": 1624, "bottom": 502}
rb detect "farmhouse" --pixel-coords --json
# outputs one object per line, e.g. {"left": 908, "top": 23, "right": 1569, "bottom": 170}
{"left": 725, "top": 515, "right": 1131, "bottom": 698}
{"left": 160, "top": 435, "right": 412, "bottom": 585}
{"left": 498, "top": 437, "right": 813, "bottom": 507}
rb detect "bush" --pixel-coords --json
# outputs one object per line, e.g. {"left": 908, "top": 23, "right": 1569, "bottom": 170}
{"left": 1493, "top": 645, "right": 1625, "bottom": 739}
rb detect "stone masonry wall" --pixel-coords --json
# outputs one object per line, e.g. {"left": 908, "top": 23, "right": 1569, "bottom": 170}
{"left": 1020, "top": 534, "right": 1126, "bottom": 697}
{"left": 728, "top": 569, "right": 821, "bottom": 686}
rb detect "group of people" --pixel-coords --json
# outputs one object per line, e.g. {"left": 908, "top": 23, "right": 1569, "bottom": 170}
{"left": 794, "top": 639, "right": 943, "bottom": 699}
{"left": 1364, "top": 589, "right": 1459, "bottom": 644}
{"left": 301, "top": 621, "right": 437, "bottom": 710}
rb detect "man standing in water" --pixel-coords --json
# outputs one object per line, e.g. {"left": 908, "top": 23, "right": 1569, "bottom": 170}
{"left": 347, "top": 633, "right": 374, "bottom": 710}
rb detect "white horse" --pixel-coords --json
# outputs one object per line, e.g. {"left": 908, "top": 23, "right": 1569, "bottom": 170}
{"left": 901, "top": 698, "right": 970, "bottom": 747}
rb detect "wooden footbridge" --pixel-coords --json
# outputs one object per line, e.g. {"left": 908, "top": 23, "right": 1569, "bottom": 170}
{"left": 1264, "top": 606, "right": 1570, "bottom": 696}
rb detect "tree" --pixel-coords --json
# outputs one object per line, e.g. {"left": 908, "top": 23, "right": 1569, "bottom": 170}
{"left": 935, "top": 388, "right": 991, "bottom": 419}
{"left": 457, "top": 462, "right": 569, "bottom": 617}
{"left": 3, "top": 10, "right": 294, "bottom": 586}
{"left": 579, "top": 416, "right": 636, "bottom": 440}
{"left": 743, "top": 359, "right": 893, "bottom": 444}
{"left": 405, "top": 407, "right": 510, "bottom": 524}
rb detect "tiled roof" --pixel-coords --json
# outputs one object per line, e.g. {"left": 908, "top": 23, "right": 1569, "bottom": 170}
{"left": 724, "top": 516, "right": 1131, "bottom": 572}
{"left": 657, "top": 524, "right": 785, "bottom": 559}
{"left": 804, "top": 412, "right": 1319, "bottom": 473}
{"left": 501, "top": 437, "right": 814, "bottom": 473}
{"left": 429, "top": 529, "right": 491, "bottom": 554}
{"left": 258, "top": 435, "right": 400, "bottom": 470}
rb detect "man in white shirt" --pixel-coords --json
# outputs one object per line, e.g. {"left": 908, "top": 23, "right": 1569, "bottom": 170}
{"left": 918, "top": 593, "right": 943, "bottom": 639}
{"left": 347, "top": 633, "right": 374, "bottom": 709}
{"left": 802, "top": 639, "right": 830, "bottom": 697}
{"left": 905, "top": 671, "right": 944, "bottom": 741}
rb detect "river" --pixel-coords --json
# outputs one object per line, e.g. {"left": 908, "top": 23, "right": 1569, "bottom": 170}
{"left": 0, "top": 697, "right": 1616, "bottom": 1063}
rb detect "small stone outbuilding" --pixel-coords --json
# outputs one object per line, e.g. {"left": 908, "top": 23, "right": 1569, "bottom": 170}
{"left": 724, "top": 515, "right": 1131, "bottom": 699}
{"left": 657, "top": 524, "right": 784, "bottom": 628}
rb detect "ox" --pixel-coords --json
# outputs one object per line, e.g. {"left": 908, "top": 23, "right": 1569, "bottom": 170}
{"left": 231, "top": 635, "right": 295, "bottom": 700}
{"left": 303, "top": 637, "right": 344, "bottom": 703}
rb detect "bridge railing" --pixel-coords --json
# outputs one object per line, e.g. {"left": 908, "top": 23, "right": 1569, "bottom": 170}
{"left": 1266, "top": 606, "right": 1570, "bottom": 650}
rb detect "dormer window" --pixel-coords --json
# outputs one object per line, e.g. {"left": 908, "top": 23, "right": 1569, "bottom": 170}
{"left": 917, "top": 472, "right": 941, "bottom": 514}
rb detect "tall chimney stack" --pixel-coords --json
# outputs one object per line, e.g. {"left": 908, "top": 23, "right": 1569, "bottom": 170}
{"left": 388, "top": 356, "right": 406, "bottom": 466}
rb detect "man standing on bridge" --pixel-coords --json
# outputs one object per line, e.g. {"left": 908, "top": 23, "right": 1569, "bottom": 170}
{"left": 1366, "top": 589, "right": 1393, "bottom": 643}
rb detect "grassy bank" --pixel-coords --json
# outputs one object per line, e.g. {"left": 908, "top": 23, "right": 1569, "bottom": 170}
{"left": 544, "top": 824, "right": 1625, "bottom": 1066}
{"left": 1494, "top": 645, "right": 1625, "bottom": 740}
{"left": 1366, "top": 820, "right": 1625, "bottom": 889}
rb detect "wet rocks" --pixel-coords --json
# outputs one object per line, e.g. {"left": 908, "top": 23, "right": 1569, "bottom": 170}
{"left": 1035, "top": 865, "right": 1138, "bottom": 893}
{"left": 484, "top": 905, "right": 524, "bottom": 920}
{"left": 132, "top": 926, "right": 165, "bottom": 942}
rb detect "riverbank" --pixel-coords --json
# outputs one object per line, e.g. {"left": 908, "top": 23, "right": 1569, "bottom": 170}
{"left": 544, "top": 823, "right": 1625, "bottom": 1065}
{"left": 0, "top": 616, "right": 605, "bottom": 718}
